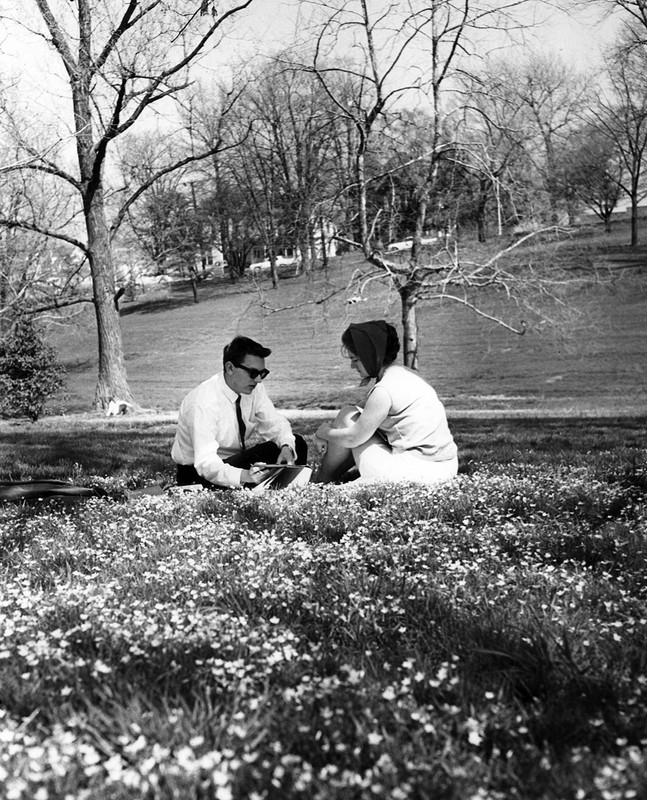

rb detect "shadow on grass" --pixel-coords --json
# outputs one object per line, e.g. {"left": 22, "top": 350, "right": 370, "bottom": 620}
{"left": 118, "top": 281, "right": 249, "bottom": 316}
{"left": 454, "top": 416, "right": 647, "bottom": 474}
{"left": 0, "top": 423, "right": 177, "bottom": 481}
{"left": 0, "top": 415, "right": 644, "bottom": 484}
{"left": 118, "top": 267, "right": 312, "bottom": 317}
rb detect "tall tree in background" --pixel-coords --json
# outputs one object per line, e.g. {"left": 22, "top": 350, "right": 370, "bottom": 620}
{"left": 254, "top": 60, "right": 337, "bottom": 276}
{"left": 461, "top": 65, "right": 540, "bottom": 240}
{"left": 0, "top": 0, "right": 254, "bottom": 408}
{"left": 491, "top": 53, "right": 590, "bottom": 225}
{"left": 229, "top": 103, "right": 286, "bottom": 287}
{"left": 584, "top": 1, "right": 647, "bottom": 242}
{"left": 182, "top": 57, "right": 342, "bottom": 286}
{"left": 594, "top": 33, "right": 647, "bottom": 245}
{"left": 179, "top": 80, "right": 257, "bottom": 282}
{"left": 178, "top": 74, "right": 286, "bottom": 284}
{"left": 565, "top": 124, "right": 623, "bottom": 232}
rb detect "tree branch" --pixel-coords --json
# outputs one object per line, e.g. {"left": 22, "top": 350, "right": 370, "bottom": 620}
{"left": 418, "top": 292, "right": 528, "bottom": 334}
{"left": 4, "top": 162, "right": 81, "bottom": 192}
{"left": 94, "top": 0, "right": 151, "bottom": 73}
{"left": 110, "top": 120, "right": 254, "bottom": 235}
{"left": 256, "top": 285, "right": 349, "bottom": 314}
{"left": 33, "top": 0, "right": 77, "bottom": 80}
{"left": 0, "top": 218, "right": 89, "bottom": 255}
{"left": 26, "top": 296, "right": 95, "bottom": 315}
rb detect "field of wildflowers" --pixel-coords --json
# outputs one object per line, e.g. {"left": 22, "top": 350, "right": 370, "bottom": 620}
{"left": 0, "top": 416, "right": 646, "bottom": 799}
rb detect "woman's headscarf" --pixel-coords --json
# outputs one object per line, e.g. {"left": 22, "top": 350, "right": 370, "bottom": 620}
{"left": 345, "top": 320, "right": 390, "bottom": 380}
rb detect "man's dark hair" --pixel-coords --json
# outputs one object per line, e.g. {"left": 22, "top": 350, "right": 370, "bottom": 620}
{"left": 223, "top": 336, "right": 271, "bottom": 368}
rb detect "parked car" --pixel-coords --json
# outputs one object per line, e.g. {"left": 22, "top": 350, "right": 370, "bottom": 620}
{"left": 247, "top": 255, "right": 301, "bottom": 273}
{"left": 386, "top": 236, "right": 439, "bottom": 251}
{"left": 247, "top": 259, "right": 271, "bottom": 272}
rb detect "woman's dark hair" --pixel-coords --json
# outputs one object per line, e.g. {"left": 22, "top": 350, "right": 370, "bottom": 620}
{"left": 342, "top": 321, "right": 400, "bottom": 368}
{"left": 223, "top": 336, "right": 271, "bottom": 368}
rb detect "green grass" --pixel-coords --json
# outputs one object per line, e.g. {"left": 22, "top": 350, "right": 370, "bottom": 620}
{"left": 1, "top": 414, "right": 645, "bottom": 483}
{"left": 0, "top": 416, "right": 646, "bottom": 798}
{"left": 49, "top": 217, "right": 647, "bottom": 416}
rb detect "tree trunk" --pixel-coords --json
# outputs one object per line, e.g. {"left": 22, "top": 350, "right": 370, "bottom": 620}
{"left": 319, "top": 218, "right": 329, "bottom": 270}
{"left": 269, "top": 248, "right": 279, "bottom": 289}
{"left": 477, "top": 214, "right": 486, "bottom": 243}
{"left": 357, "top": 149, "right": 369, "bottom": 254}
{"left": 67, "top": 5, "right": 135, "bottom": 412}
{"left": 494, "top": 177, "right": 504, "bottom": 237}
{"left": 631, "top": 194, "right": 639, "bottom": 247}
{"left": 398, "top": 283, "right": 418, "bottom": 370}
{"left": 86, "top": 192, "right": 135, "bottom": 408}
{"left": 387, "top": 177, "right": 396, "bottom": 244}
{"left": 188, "top": 267, "right": 199, "bottom": 303}
{"left": 477, "top": 178, "right": 488, "bottom": 243}
{"left": 298, "top": 230, "right": 311, "bottom": 275}
{"left": 308, "top": 223, "right": 318, "bottom": 269}
{"left": 411, "top": 193, "right": 428, "bottom": 263}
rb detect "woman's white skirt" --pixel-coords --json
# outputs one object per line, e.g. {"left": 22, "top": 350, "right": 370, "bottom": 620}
{"left": 354, "top": 441, "right": 458, "bottom": 485}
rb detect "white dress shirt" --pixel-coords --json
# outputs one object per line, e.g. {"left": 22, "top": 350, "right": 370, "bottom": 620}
{"left": 171, "top": 373, "right": 296, "bottom": 487}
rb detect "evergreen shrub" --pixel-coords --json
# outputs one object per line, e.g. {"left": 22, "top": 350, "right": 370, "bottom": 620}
{"left": 0, "top": 318, "right": 66, "bottom": 421}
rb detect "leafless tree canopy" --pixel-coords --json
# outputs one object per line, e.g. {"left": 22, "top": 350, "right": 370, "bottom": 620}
{"left": 0, "top": 0, "right": 644, "bottom": 399}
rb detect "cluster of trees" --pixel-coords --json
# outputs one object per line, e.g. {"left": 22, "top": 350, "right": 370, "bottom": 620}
{"left": 1, "top": 0, "right": 646, "bottom": 409}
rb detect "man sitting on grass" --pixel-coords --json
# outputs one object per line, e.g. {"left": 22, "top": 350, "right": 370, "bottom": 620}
{"left": 171, "top": 335, "right": 307, "bottom": 489}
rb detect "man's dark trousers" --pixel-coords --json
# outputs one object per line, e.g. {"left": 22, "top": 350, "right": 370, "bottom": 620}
{"left": 175, "top": 435, "right": 308, "bottom": 488}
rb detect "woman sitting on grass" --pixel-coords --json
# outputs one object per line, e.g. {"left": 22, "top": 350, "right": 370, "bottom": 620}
{"left": 315, "top": 320, "right": 458, "bottom": 485}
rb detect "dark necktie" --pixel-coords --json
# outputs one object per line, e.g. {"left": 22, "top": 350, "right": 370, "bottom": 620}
{"left": 235, "top": 395, "right": 246, "bottom": 451}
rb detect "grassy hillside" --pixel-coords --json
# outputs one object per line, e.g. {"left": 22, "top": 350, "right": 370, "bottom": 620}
{"left": 52, "top": 219, "right": 647, "bottom": 415}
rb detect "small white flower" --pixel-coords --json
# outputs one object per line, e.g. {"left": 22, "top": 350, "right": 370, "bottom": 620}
{"left": 468, "top": 730, "right": 482, "bottom": 746}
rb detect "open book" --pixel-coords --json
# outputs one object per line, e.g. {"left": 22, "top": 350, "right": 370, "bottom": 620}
{"left": 250, "top": 463, "right": 313, "bottom": 494}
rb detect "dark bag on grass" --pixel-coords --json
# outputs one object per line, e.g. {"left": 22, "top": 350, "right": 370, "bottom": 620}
{"left": 0, "top": 480, "right": 98, "bottom": 503}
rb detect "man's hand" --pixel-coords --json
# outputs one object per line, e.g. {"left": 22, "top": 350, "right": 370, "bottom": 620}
{"left": 277, "top": 444, "right": 296, "bottom": 465}
{"left": 241, "top": 465, "right": 272, "bottom": 485}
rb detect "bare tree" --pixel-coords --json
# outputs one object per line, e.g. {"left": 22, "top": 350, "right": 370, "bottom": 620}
{"left": 299, "top": 0, "right": 550, "bottom": 368}
{"left": 596, "top": 0, "right": 647, "bottom": 42}
{"left": 232, "top": 113, "right": 286, "bottom": 287}
{"left": 183, "top": 58, "right": 341, "bottom": 285}
{"left": 489, "top": 53, "right": 591, "bottom": 225}
{"left": 460, "top": 65, "right": 546, "bottom": 240}
{"left": 177, "top": 79, "right": 259, "bottom": 282}
{"left": 0, "top": 0, "right": 254, "bottom": 408}
{"left": 118, "top": 130, "right": 216, "bottom": 302}
{"left": 0, "top": 141, "right": 88, "bottom": 332}
{"left": 592, "top": 34, "right": 647, "bottom": 245}
{"left": 565, "top": 124, "right": 624, "bottom": 232}
{"left": 254, "top": 59, "right": 337, "bottom": 276}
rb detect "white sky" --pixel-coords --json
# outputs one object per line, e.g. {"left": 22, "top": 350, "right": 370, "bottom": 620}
{"left": 0, "top": 0, "right": 625, "bottom": 156}
{"left": 0, "top": 1, "right": 622, "bottom": 101}
{"left": 222, "top": 0, "right": 621, "bottom": 66}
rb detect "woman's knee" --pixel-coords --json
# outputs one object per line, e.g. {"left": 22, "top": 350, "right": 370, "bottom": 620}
{"left": 332, "top": 404, "right": 361, "bottom": 429}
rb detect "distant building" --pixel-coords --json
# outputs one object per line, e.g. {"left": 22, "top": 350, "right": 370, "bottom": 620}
{"left": 195, "top": 244, "right": 225, "bottom": 277}
{"left": 244, "top": 219, "right": 337, "bottom": 268}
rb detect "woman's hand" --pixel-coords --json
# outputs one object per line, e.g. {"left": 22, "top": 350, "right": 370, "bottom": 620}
{"left": 316, "top": 422, "right": 333, "bottom": 441}
{"left": 277, "top": 444, "right": 296, "bottom": 465}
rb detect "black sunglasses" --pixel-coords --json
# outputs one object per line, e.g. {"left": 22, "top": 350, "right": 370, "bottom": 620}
{"left": 232, "top": 362, "right": 270, "bottom": 380}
